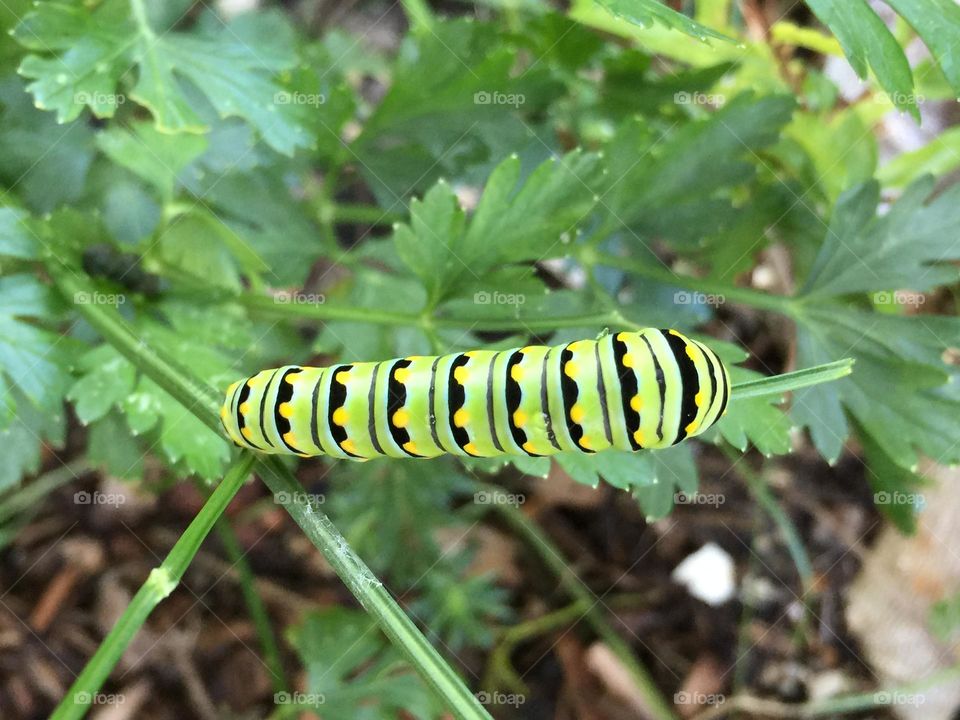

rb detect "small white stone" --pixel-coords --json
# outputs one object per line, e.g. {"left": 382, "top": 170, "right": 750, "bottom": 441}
{"left": 671, "top": 541, "right": 736, "bottom": 606}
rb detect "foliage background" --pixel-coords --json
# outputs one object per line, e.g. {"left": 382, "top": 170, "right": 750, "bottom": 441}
{"left": 0, "top": 0, "right": 959, "bottom": 717}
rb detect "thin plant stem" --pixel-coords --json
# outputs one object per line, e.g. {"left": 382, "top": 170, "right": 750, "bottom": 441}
{"left": 213, "top": 520, "right": 288, "bottom": 697}
{"left": 50, "top": 453, "right": 256, "bottom": 720}
{"left": 481, "top": 483, "right": 679, "bottom": 720}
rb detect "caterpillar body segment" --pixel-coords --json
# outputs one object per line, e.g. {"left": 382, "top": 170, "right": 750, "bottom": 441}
{"left": 220, "top": 329, "right": 731, "bottom": 460}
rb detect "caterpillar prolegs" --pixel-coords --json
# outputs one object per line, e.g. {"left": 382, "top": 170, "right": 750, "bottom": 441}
{"left": 219, "top": 329, "right": 731, "bottom": 461}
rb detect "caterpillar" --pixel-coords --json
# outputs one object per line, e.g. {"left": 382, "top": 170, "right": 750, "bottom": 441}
{"left": 219, "top": 329, "right": 730, "bottom": 461}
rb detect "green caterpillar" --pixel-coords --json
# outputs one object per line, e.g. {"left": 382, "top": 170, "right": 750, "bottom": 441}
{"left": 219, "top": 328, "right": 730, "bottom": 460}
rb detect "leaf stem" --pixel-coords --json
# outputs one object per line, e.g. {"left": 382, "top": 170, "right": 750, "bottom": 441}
{"left": 731, "top": 359, "right": 854, "bottom": 400}
{"left": 50, "top": 453, "right": 256, "bottom": 720}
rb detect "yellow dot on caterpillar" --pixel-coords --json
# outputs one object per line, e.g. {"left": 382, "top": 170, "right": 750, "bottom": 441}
{"left": 579, "top": 436, "right": 595, "bottom": 450}
{"left": 332, "top": 407, "right": 349, "bottom": 426}
{"left": 694, "top": 391, "right": 704, "bottom": 408}
{"left": 394, "top": 367, "right": 412, "bottom": 383}
{"left": 569, "top": 340, "right": 589, "bottom": 352}
{"left": 564, "top": 360, "right": 579, "bottom": 378}
{"left": 685, "top": 420, "right": 699, "bottom": 435}
{"left": 392, "top": 409, "right": 409, "bottom": 428}
{"left": 239, "top": 401, "right": 251, "bottom": 415}
{"left": 463, "top": 442, "right": 479, "bottom": 456}
{"left": 510, "top": 364, "right": 524, "bottom": 381}
{"left": 630, "top": 395, "right": 642, "bottom": 412}
{"left": 403, "top": 441, "right": 419, "bottom": 454}
{"left": 522, "top": 441, "right": 538, "bottom": 454}
{"left": 570, "top": 403, "right": 585, "bottom": 424}
{"left": 617, "top": 332, "right": 630, "bottom": 341}
{"left": 513, "top": 409, "right": 528, "bottom": 427}
{"left": 340, "top": 439, "right": 359, "bottom": 455}
{"left": 335, "top": 370, "right": 350, "bottom": 384}
{"left": 283, "top": 431, "right": 298, "bottom": 446}
{"left": 219, "top": 405, "right": 228, "bottom": 419}
{"left": 454, "top": 366, "right": 469, "bottom": 384}
{"left": 633, "top": 429, "right": 645, "bottom": 445}
{"left": 685, "top": 344, "right": 699, "bottom": 361}
{"left": 227, "top": 381, "right": 239, "bottom": 394}
{"left": 285, "top": 373, "right": 300, "bottom": 385}
{"left": 242, "top": 427, "right": 253, "bottom": 439}
{"left": 622, "top": 353, "right": 635, "bottom": 368}
{"left": 279, "top": 402, "right": 294, "bottom": 418}
{"left": 454, "top": 409, "right": 470, "bottom": 428}
{"left": 668, "top": 329, "right": 683, "bottom": 338}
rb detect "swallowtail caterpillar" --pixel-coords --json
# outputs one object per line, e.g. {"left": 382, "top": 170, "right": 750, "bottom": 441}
{"left": 220, "top": 328, "right": 730, "bottom": 460}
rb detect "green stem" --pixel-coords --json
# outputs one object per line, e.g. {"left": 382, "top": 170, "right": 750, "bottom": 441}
{"left": 721, "top": 446, "right": 815, "bottom": 597}
{"left": 0, "top": 460, "right": 88, "bottom": 525}
{"left": 401, "top": 0, "right": 436, "bottom": 32}
{"left": 333, "top": 203, "right": 404, "bottom": 225}
{"left": 483, "top": 483, "right": 678, "bottom": 720}
{"left": 50, "top": 454, "right": 256, "bottom": 720}
{"left": 47, "top": 262, "right": 490, "bottom": 720}
{"left": 731, "top": 359, "right": 854, "bottom": 400}
{"left": 214, "top": 520, "right": 288, "bottom": 697}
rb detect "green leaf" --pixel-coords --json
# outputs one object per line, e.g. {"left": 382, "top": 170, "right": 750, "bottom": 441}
{"left": 96, "top": 121, "right": 207, "bottom": 200}
{"left": 592, "top": 0, "right": 734, "bottom": 43}
{"left": 287, "top": 607, "right": 445, "bottom": 720}
{"left": 67, "top": 345, "right": 137, "bottom": 425}
{"left": 804, "top": 0, "right": 917, "bottom": 118}
{"left": 14, "top": 4, "right": 311, "bottom": 155}
{"left": 801, "top": 178, "right": 960, "bottom": 297}
{"left": 877, "top": 126, "right": 960, "bottom": 188}
{"left": 0, "top": 208, "right": 37, "bottom": 259}
{"left": 0, "top": 390, "right": 65, "bottom": 493}
{"left": 883, "top": 0, "right": 960, "bottom": 92}
{"left": 392, "top": 150, "right": 602, "bottom": 305}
